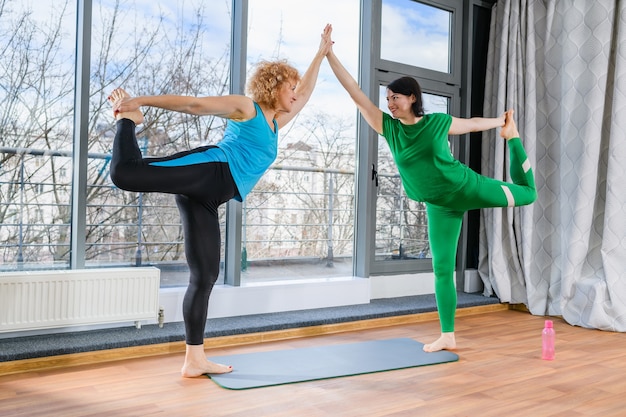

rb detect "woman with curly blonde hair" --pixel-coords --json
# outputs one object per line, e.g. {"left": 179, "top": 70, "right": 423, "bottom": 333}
{"left": 247, "top": 59, "right": 300, "bottom": 109}
{"left": 108, "top": 24, "right": 332, "bottom": 378}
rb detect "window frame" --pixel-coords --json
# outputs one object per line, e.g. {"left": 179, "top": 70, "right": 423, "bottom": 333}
{"left": 354, "top": 0, "right": 465, "bottom": 277}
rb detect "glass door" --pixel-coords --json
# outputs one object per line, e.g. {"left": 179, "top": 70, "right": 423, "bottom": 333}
{"left": 366, "top": 0, "right": 463, "bottom": 275}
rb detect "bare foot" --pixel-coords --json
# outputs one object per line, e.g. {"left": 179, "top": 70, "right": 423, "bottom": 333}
{"left": 108, "top": 88, "right": 144, "bottom": 125}
{"left": 181, "top": 344, "right": 233, "bottom": 378}
{"left": 500, "top": 109, "right": 519, "bottom": 140}
{"left": 423, "top": 332, "right": 456, "bottom": 352}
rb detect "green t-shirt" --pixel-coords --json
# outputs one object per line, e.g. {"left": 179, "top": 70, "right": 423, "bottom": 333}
{"left": 382, "top": 112, "right": 469, "bottom": 202}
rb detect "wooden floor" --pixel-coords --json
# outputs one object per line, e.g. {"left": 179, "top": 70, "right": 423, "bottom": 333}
{"left": 1, "top": 309, "right": 625, "bottom": 417}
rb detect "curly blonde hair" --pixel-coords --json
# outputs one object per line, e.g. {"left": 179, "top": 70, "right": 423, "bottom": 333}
{"left": 247, "top": 60, "right": 300, "bottom": 109}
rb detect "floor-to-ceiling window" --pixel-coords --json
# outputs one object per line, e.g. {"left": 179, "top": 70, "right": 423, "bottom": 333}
{"left": 0, "top": 0, "right": 77, "bottom": 270}
{"left": 241, "top": 0, "right": 359, "bottom": 284}
{"left": 88, "top": 0, "right": 232, "bottom": 285}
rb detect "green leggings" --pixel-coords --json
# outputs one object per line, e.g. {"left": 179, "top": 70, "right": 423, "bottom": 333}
{"left": 426, "top": 138, "right": 536, "bottom": 333}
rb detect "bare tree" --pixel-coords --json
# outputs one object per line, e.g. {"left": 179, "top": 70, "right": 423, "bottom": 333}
{"left": 375, "top": 148, "right": 429, "bottom": 259}
{"left": 0, "top": 0, "right": 75, "bottom": 264}
{"left": 87, "top": 1, "right": 232, "bottom": 264}
{"left": 0, "top": 0, "right": 231, "bottom": 266}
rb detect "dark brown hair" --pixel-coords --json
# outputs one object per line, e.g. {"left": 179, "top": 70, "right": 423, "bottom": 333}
{"left": 387, "top": 77, "right": 425, "bottom": 117}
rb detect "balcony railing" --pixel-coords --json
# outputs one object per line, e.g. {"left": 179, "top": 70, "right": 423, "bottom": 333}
{"left": 0, "top": 147, "right": 429, "bottom": 281}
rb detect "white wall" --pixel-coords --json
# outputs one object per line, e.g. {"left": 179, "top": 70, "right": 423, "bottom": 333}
{"left": 158, "top": 273, "right": 436, "bottom": 323}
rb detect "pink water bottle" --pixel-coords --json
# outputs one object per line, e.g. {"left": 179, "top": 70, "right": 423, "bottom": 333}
{"left": 541, "top": 319, "right": 555, "bottom": 360}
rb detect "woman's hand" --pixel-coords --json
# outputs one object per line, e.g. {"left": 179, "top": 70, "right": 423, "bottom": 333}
{"left": 319, "top": 24, "right": 334, "bottom": 57}
{"left": 112, "top": 96, "right": 141, "bottom": 114}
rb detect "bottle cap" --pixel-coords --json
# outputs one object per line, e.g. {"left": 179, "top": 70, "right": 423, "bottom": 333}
{"left": 544, "top": 320, "right": 553, "bottom": 328}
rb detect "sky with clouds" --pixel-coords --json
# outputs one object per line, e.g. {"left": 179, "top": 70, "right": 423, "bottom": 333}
{"left": 245, "top": 0, "right": 451, "bottom": 119}
{"left": 90, "top": 0, "right": 449, "bottom": 117}
{"left": 11, "top": 0, "right": 451, "bottom": 124}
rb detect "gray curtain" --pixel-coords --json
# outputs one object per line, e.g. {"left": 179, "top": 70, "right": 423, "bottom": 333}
{"left": 479, "top": 0, "right": 626, "bottom": 332}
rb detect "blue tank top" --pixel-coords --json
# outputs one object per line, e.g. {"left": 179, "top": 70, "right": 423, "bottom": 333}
{"left": 217, "top": 102, "right": 278, "bottom": 201}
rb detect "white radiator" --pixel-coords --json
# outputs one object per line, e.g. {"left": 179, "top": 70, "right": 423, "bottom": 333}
{"left": 0, "top": 267, "right": 160, "bottom": 333}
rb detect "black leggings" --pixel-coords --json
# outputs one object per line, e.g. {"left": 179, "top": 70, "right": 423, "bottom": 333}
{"left": 111, "top": 119, "right": 238, "bottom": 345}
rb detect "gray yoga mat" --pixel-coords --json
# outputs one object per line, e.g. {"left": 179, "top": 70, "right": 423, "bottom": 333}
{"left": 207, "top": 338, "right": 459, "bottom": 390}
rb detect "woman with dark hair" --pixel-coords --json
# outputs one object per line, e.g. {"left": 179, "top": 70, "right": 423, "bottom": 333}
{"left": 108, "top": 25, "right": 333, "bottom": 378}
{"left": 323, "top": 25, "right": 536, "bottom": 352}
{"left": 387, "top": 76, "right": 425, "bottom": 117}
